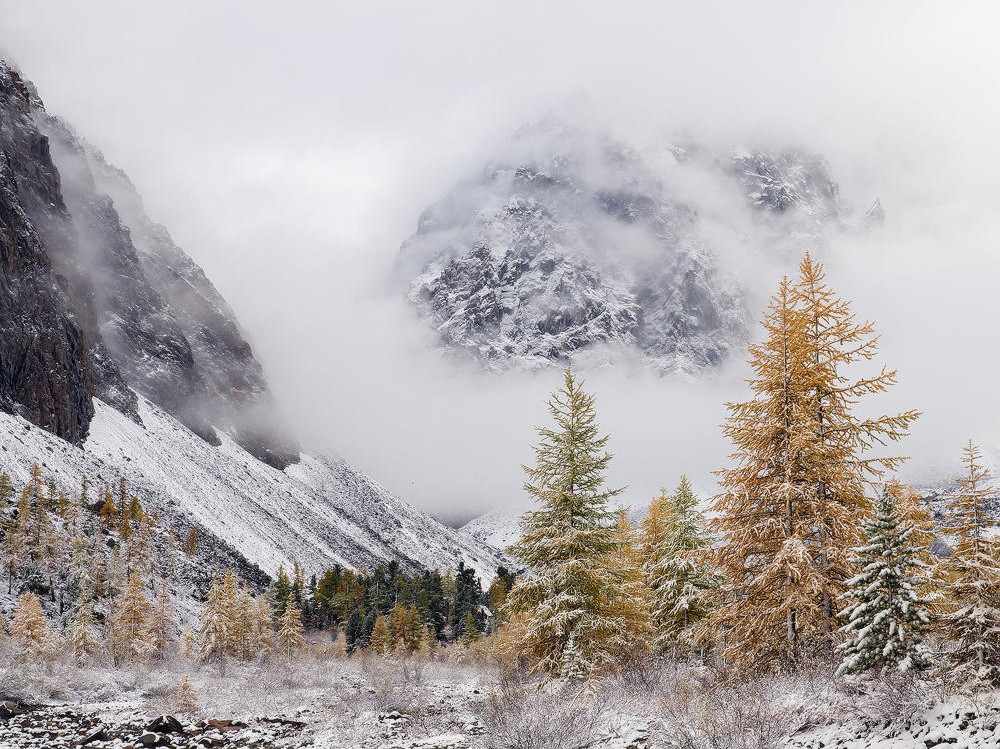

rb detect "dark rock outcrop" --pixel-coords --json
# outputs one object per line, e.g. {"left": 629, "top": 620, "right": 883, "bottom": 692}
{"left": 0, "top": 63, "right": 100, "bottom": 442}
{"left": 0, "top": 59, "right": 297, "bottom": 467}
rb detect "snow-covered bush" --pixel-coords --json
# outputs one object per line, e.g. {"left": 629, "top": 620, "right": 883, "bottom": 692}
{"left": 658, "top": 671, "right": 799, "bottom": 749}
{"left": 477, "top": 669, "right": 610, "bottom": 749}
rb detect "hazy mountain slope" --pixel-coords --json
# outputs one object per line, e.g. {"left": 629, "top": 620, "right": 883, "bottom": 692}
{"left": 0, "top": 394, "right": 501, "bottom": 578}
{"left": 396, "top": 121, "right": 859, "bottom": 373}
{"left": 0, "top": 57, "right": 502, "bottom": 581}
{"left": 459, "top": 507, "right": 524, "bottom": 552}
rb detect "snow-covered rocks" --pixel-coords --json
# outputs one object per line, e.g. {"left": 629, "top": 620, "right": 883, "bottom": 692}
{"left": 0, "top": 707, "right": 305, "bottom": 748}
{"left": 788, "top": 702, "right": 1000, "bottom": 749}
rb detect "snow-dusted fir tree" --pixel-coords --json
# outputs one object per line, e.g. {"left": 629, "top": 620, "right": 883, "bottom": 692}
{"left": 941, "top": 441, "right": 1000, "bottom": 686}
{"left": 640, "top": 477, "right": 716, "bottom": 657}
{"left": 173, "top": 675, "right": 200, "bottom": 715}
{"left": 837, "top": 487, "right": 931, "bottom": 675}
{"left": 149, "top": 585, "right": 178, "bottom": 658}
{"left": 199, "top": 571, "right": 237, "bottom": 665}
{"left": 505, "top": 367, "right": 635, "bottom": 677}
{"left": 66, "top": 597, "right": 101, "bottom": 664}
{"left": 604, "top": 509, "right": 653, "bottom": 663}
{"left": 710, "top": 257, "right": 918, "bottom": 671}
{"left": 275, "top": 601, "right": 305, "bottom": 658}
{"left": 251, "top": 596, "right": 275, "bottom": 656}
{"left": 369, "top": 613, "right": 390, "bottom": 654}
{"left": 108, "top": 573, "right": 155, "bottom": 665}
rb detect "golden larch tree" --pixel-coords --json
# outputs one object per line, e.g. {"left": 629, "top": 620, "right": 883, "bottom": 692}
{"left": 8, "top": 591, "right": 50, "bottom": 658}
{"left": 709, "top": 256, "right": 918, "bottom": 671}
{"left": 941, "top": 440, "right": 1000, "bottom": 686}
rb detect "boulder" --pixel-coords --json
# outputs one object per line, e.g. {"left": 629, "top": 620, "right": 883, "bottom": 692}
{"left": 80, "top": 726, "right": 107, "bottom": 745}
{"left": 147, "top": 715, "right": 185, "bottom": 734}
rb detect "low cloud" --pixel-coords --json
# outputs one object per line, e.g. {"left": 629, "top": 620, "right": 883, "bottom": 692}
{"left": 3, "top": 1, "right": 999, "bottom": 523}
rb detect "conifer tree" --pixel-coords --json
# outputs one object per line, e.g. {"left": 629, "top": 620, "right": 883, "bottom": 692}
{"left": 199, "top": 571, "right": 238, "bottom": 664}
{"left": 79, "top": 475, "right": 90, "bottom": 512}
{"left": 402, "top": 606, "right": 425, "bottom": 654}
{"left": 413, "top": 628, "right": 430, "bottom": 660}
{"left": 886, "top": 480, "right": 938, "bottom": 563}
{"left": 459, "top": 610, "right": 481, "bottom": 647}
{"left": 604, "top": 508, "right": 653, "bottom": 661}
{"left": 837, "top": 487, "right": 931, "bottom": 675}
{"left": 173, "top": 676, "right": 200, "bottom": 715}
{"left": 709, "top": 258, "right": 918, "bottom": 670}
{"left": 369, "top": 614, "right": 391, "bottom": 654}
{"left": 422, "top": 624, "right": 438, "bottom": 660}
{"left": 0, "top": 472, "right": 14, "bottom": 516}
{"left": 8, "top": 591, "right": 50, "bottom": 657}
{"left": 184, "top": 526, "right": 199, "bottom": 557}
{"left": 67, "top": 598, "right": 102, "bottom": 664}
{"left": 641, "top": 477, "right": 716, "bottom": 657}
{"left": 941, "top": 441, "right": 1000, "bottom": 686}
{"left": 149, "top": 585, "right": 178, "bottom": 658}
{"left": 388, "top": 602, "right": 408, "bottom": 649}
{"left": 0, "top": 491, "right": 29, "bottom": 592}
{"left": 98, "top": 485, "right": 117, "bottom": 527}
{"left": 251, "top": 596, "right": 275, "bottom": 657}
{"left": 275, "top": 602, "right": 305, "bottom": 658}
{"left": 271, "top": 565, "right": 292, "bottom": 619}
{"left": 180, "top": 624, "right": 197, "bottom": 658}
{"left": 108, "top": 573, "right": 154, "bottom": 665}
{"left": 505, "top": 367, "right": 634, "bottom": 677}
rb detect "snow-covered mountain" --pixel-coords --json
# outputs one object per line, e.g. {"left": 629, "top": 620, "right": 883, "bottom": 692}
{"left": 395, "top": 120, "right": 864, "bottom": 374}
{"left": 0, "top": 396, "right": 499, "bottom": 578}
{"left": 0, "top": 59, "right": 501, "bottom": 579}
{"left": 458, "top": 507, "right": 524, "bottom": 552}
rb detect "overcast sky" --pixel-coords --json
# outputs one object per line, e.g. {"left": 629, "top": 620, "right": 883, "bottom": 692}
{"left": 3, "top": 2, "right": 1000, "bottom": 524}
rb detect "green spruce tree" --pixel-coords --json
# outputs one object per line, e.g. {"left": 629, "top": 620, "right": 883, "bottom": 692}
{"left": 837, "top": 487, "right": 931, "bottom": 675}
{"left": 504, "top": 367, "right": 633, "bottom": 677}
{"left": 641, "top": 476, "right": 717, "bottom": 657}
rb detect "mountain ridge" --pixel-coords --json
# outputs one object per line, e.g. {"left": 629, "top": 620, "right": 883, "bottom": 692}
{"left": 0, "top": 58, "right": 501, "bottom": 579}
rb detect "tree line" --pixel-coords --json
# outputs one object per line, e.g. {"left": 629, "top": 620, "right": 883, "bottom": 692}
{"left": 498, "top": 254, "right": 999, "bottom": 688}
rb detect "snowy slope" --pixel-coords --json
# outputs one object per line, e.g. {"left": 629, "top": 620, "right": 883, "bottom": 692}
{"left": 0, "top": 395, "right": 502, "bottom": 580}
{"left": 459, "top": 508, "right": 524, "bottom": 552}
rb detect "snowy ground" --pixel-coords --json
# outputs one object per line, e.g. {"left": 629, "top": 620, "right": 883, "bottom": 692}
{"left": 2, "top": 651, "right": 994, "bottom": 749}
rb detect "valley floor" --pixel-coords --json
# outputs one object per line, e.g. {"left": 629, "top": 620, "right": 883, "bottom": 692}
{"left": 2, "top": 653, "right": 997, "bottom": 749}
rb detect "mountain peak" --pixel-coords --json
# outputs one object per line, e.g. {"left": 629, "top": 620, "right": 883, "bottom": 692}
{"left": 395, "top": 124, "right": 853, "bottom": 373}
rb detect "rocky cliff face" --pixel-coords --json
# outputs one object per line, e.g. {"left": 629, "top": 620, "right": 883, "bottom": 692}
{"left": 397, "top": 122, "right": 858, "bottom": 373}
{"left": 0, "top": 59, "right": 296, "bottom": 468}
{"left": 0, "top": 62, "right": 104, "bottom": 442}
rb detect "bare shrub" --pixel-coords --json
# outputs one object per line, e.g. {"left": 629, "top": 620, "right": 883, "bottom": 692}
{"left": 477, "top": 670, "right": 610, "bottom": 749}
{"left": 359, "top": 655, "right": 421, "bottom": 714}
{"left": 848, "top": 670, "right": 944, "bottom": 723}
{"left": 658, "top": 672, "right": 798, "bottom": 749}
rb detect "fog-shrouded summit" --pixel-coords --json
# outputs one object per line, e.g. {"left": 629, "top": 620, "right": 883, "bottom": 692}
{"left": 395, "top": 120, "right": 868, "bottom": 374}
{"left": 0, "top": 58, "right": 502, "bottom": 579}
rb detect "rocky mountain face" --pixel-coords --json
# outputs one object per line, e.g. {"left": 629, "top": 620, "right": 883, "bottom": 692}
{"left": 0, "top": 59, "right": 295, "bottom": 467}
{"left": 396, "top": 122, "right": 858, "bottom": 373}
{"left": 0, "top": 59, "right": 501, "bottom": 579}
